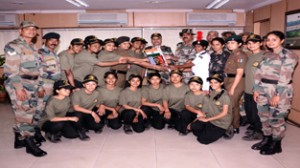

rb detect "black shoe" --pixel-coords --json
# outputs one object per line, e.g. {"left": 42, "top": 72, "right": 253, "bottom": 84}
{"left": 251, "top": 136, "right": 272, "bottom": 150}
{"left": 123, "top": 125, "right": 133, "bottom": 134}
{"left": 260, "top": 140, "right": 282, "bottom": 155}
{"left": 240, "top": 116, "right": 249, "bottom": 127}
{"left": 242, "top": 132, "right": 263, "bottom": 141}
{"left": 179, "top": 130, "right": 190, "bottom": 136}
{"left": 223, "top": 126, "right": 234, "bottom": 140}
{"left": 167, "top": 125, "right": 175, "bottom": 130}
{"left": 94, "top": 128, "right": 103, "bottom": 134}
{"left": 14, "top": 132, "right": 25, "bottom": 149}
{"left": 233, "top": 128, "right": 240, "bottom": 134}
{"left": 77, "top": 130, "right": 90, "bottom": 141}
{"left": 45, "top": 132, "right": 61, "bottom": 143}
{"left": 34, "top": 127, "right": 46, "bottom": 144}
{"left": 24, "top": 137, "right": 47, "bottom": 157}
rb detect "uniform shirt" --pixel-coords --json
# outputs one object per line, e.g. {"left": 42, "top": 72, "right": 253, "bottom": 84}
{"left": 253, "top": 48, "right": 299, "bottom": 95}
{"left": 119, "top": 88, "right": 142, "bottom": 113}
{"left": 111, "top": 48, "right": 133, "bottom": 72}
{"left": 224, "top": 49, "right": 248, "bottom": 74}
{"left": 209, "top": 50, "right": 230, "bottom": 76}
{"left": 175, "top": 42, "right": 195, "bottom": 83}
{"left": 93, "top": 50, "right": 121, "bottom": 86}
{"left": 4, "top": 37, "right": 43, "bottom": 90}
{"left": 191, "top": 50, "right": 211, "bottom": 91}
{"left": 126, "top": 50, "right": 144, "bottom": 80}
{"left": 73, "top": 50, "right": 99, "bottom": 82}
{"left": 39, "top": 46, "right": 61, "bottom": 82}
{"left": 184, "top": 91, "right": 209, "bottom": 112}
{"left": 38, "top": 96, "right": 71, "bottom": 127}
{"left": 141, "top": 84, "right": 164, "bottom": 111}
{"left": 207, "top": 90, "right": 232, "bottom": 130}
{"left": 97, "top": 86, "right": 122, "bottom": 108}
{"left": 71, "top": 88, "right": 101, "bottom": 111}
{"left": 163, "top": 83, "right": 189, "bottom": 111}
{"left": 245, "top": 51, "right": 264, "bottom": 94}
{"left": 59, "top": 50, "right": 74, "bottom": 81}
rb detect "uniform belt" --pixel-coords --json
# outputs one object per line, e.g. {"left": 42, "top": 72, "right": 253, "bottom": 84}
{"left": 20, "top": 75, "right": 39, "bottom": 80}
{"left": 261, "top": 78, "right": 292, "bottom": 84}
{"left": 112, "top": 70, "right": 127, "bottom": 75}
{"left": 224, "top": 73, "right": 245, "bottom": 78}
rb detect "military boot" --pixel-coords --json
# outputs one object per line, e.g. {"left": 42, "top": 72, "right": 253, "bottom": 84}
{"left": 34, "top": 127, "right": 46, "bottom": 144}
{"left": 24, "top": 137, "right": 47, "bottom": 157}
{"left": 251, "top": 135, "right": 272, "bottom": 150}
{"left": 260, "top": 140, "right": 282, "bottom": 155}
{"left": 77, "top": 129, "right": 90, "bottom": 141}
{"left": 14, "top": 132, "right": 25, "bottom": 149}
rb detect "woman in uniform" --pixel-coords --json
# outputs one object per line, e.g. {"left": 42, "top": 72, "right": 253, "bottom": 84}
{"left": 252, "top": 31, "right": 298, "bottom": 155}
{"left": 141, "top": 72, "right": 165, "bottom": 129}
{"left": 162, "top": 70, "right": 189, "bottom": 134}
{"left": 191, "top": 74, "right": 232, "bottom": 144}
{"left": 223, "top": 35, "right": 248, "bottom": 135}
{"left": 39, "top": 80, "right": 81, "bottom": 143}
{"left": 182, "top": 76, "right": 207, "bottom": 136}
{"left": 97, "top": 71, "right": 122, "bottom": 130}
{"left": 71, "top": 74, "right": 102, "bottom": 140}
{"left": 119, "top": 74, "right": 147, "bottom": 134}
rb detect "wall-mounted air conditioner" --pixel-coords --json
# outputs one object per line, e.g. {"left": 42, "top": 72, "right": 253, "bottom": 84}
{"left": 0, "top": 14, "right": 18, "bottom": 27}
{"left": 77, "top": 13, "right": 128, "bottom": 25}
{"left": 187, "top": 13, "right": 237, "bottom": 26}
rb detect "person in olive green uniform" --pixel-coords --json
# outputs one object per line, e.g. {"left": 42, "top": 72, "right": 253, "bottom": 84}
{"left": 71, "top": 74, "right": 102, "bottom": 140}
{"left": 97, "top": 71, "right": 122, "bottom": 130}
{"left": 223, "top": 35, "right": 248, "bottom": 135}
{"left": 191, "top": 74, "right": 232, "bottom": 144}
{"left": 119, "top": 74, "right": 147, "bottom": 134}
{"left": 162, "top": 70, "right": 189, "bottom": 131}
{"left": 141, "top": 72, "right": 165, "bottom": 129}
{"left": 127, "top": 37, "right": 145, "bottom": 79}
{"left": 39, "top": 80, "right": 84, "bottom": 143}
{"left": 182, "top": 76, "right": 208, "bottom": 135}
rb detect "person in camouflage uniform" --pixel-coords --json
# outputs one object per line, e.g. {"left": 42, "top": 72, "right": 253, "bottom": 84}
{"left": 175, "top": 29, "right": 196, "bottom": 83}
{"left": 252, "top": 31, "right": 299, "bottom": 155}
{"left": 3, "top": 21, "right": 47, "bottom": 157}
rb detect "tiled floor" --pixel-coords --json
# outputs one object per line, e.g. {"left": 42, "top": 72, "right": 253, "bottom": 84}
{"left": 1, "top": 100, "right": 300, "bottom": 168}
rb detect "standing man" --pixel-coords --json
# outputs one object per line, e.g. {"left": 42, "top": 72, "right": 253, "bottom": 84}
{"left": 175, "top": 29, "right": 195, "bottom": 83}
{"left": 3, "top": 21, "right": 47, "bottom": 157}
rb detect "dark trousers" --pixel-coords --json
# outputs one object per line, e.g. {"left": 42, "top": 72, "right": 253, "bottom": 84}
{"left": 141, "top": 106, "right": 165, "bottom": 129}
{"left": 244, "top": 93, "right": 262, "bottom": 132}
{"left": 181, "top": 110, "right": 197, "bottom": 133}
{"left": 165, "top": 108, "right": 185, "bottom": 132}
{"left": 191, "top": 121, "right": 226, "bottom": 145}
{"left": 121, "top": 109, "right": 145, "bottom": 133}
{"left": 101, "top": 110, "right": 122, "bottom": 130}
{"left": 72, "top": 111, "right": 103, "bottom": 131}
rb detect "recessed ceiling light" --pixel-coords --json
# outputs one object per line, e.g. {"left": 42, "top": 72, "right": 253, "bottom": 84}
{"left": 11, "top": 1, "right": 25, "bottom": 5}
{"left": 147, "top": 1, "right": 160, "bottom": 4}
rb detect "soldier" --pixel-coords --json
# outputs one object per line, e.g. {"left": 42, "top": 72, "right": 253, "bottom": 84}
{"left": 221, "top": 31, "right": 236, "bottom": 41}
{"left": 127, "top": 37, "right": 145, "bottom": 79}
{"left": 59, "top": 38, "right": 84, "bottom": 88}
{"left": 175, "top": 29, "right": 196, "bottom": 83}
{"left": 252, "top": 31, "right": 299, "bottom": 155}
{"left": 206, "top": 30, "right": 219, "bottom": 54}
{"left": 3, "top": 21, "right": 47, "bottom": 157}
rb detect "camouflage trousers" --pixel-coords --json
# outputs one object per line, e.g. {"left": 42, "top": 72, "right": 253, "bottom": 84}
{"left": 42, "top": 79, "right": 55, "bottom": 102}
{"left": 5, "top": 80, "right": 44, "bottom": 137}
{"left": 256, "top": 83, "right": 293, "bottom": 140}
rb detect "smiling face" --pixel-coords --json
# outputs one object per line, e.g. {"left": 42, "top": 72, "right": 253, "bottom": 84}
{"left": 104, "top": 42, "right": 115, "bottom": 52}
{"left": 266, "top": 34, "right": 284, "bottom": 52}
{"left": 151, "top": 36, "right": 162, "bottom": 47}
{"left": 83, "top": 81, "right": 97, "bottom": 93}
{"left": 226, "top": 41, "right": 240, "bottom": 51}
{"left": 88, "top": 43, "right": 101, "bottom": 54}
{"left": 247, "top": 41, "right": 262, "bottom": 53}
{"left": 129, "top": 77, "right": 141, "bottom": 88}
{"left": 45, "top": 38, "right": 59, "bottom": 51}
{"left": 189, "top": 81, "right": 202, "bottom": 92}
{"left": 56, "top": 88, "right": 71, "bottom": 97}
{"left": 170, "top": 73, "right": 182, "bottom": 84}
{"left": 20, "top": 27, "right": 37, "bottom": 40}
{"left": 209, "top": 79, "right": 223, "bottom": 91}
{"left": 105, "top": 74, "right": 117, "bottom": 86}
{"left": 211, "top": 40, "right": 224, "bottom": 53}
{"left": 149, "top": 76, "right": 161, "bottom": 86}
{"left": 71, "top": 44, "right": 83, "bottom": 54}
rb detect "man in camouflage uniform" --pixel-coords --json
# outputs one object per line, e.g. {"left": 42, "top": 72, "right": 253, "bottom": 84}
{"left": 175, "top": 29, "right": 195, "bottom": 83}
{"left": 3, "top": 21, "right": 47, "bottom": 157}
{"left": 253, "top": 31, "right": 298, "bottom": 155}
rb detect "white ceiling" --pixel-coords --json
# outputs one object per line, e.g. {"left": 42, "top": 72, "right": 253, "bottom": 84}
{"left": 0, "top": 0, "right": 281, "bottom": 12}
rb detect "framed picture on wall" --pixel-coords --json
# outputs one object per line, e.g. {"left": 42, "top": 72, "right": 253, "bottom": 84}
{"left": 285, "top": 9, "right": 300, "bottom": 49}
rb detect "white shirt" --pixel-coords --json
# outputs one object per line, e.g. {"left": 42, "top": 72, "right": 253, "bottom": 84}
{"left": 192, "top": 50, "right": 211, "bottom": 91}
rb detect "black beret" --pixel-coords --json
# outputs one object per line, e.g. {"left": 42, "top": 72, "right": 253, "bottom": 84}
{"left": 115, "top": 36, "right": 130, "bottom": 46}
{"left": 131, "top": 37, "right": 143, "bottom": 43}
{"left": 141, "top": 38, "right": 148, "bottom": 44}
{"left": 70, "top": 38, "right": 84, "bottom": 45}
{"left": 179, "top": 29, "right": 195, "bottom": 36}
{"left": 226, "top": 35, "right": 243, "bottom": 43}
{"left": 246, "top": 34, "right": 262, "bottom": 43}
{"left": 84, "top": 35, "right": 103, "bottom": 46}
{"left": 42, "top": 32, "right": 60, "bottom": 40}
{"left": 103, "top": 38, "right": 116, "bottom": 45}
{"left": 192, "top": 40, "right": 209, "bottom": 48}
{"left": 83, "top": 74, "right": 98, "bottom": 84}
{"left": 53, "top": 80, "right": 74, "bottom": 90}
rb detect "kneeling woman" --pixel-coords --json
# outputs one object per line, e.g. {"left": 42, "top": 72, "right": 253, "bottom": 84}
{"left": 39, "top": 80, "right": 82, "bottom": 142}
{"left": 191, "top": 74, "right": 232, "bottom": 144}
{"left": 71, "top": 74, "right": 102, "bottom": 139}
{"left": 97, "top": 71, "right": 122, "bottom": 130}
{"left": 119, "top": 74, "right": 147, "bottom": 134}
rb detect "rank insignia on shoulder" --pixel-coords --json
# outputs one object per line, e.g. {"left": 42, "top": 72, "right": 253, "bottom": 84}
{"left": 215, "top": 101, "right": 221, "bottom": 106}
{"left": 252, "top": 61, "right": 259, "bottom": 67}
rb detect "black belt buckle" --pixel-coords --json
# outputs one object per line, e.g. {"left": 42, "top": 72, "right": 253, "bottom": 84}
{"left": 261, "top": 78, "right": 278, "bottom": 84}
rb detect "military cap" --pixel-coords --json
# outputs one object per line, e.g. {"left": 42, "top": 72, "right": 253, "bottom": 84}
{"left": 103, "top": 38, "right": 116, "bottom": 45}
{"left": 82, "top": 74, "right": 98, "bottom": 84}
{"left": 170, "top": 70, "right": 183, "bottom": 76}
{"left": 19, "top": 20, "right": 39, "bottom": 29}
{"left": 42, "top": 32, "right": 60, "bottom": 40}
{"left": 226, "top": 35, "right": 243, "bottom": 44}
{"left": 179, "top": 29, "right": 195, "bottom": 36}
{"left": 207, "top": 73, "right": 224, "bottom": 83}
{"left": 115, "top": 36, "right": 130, "bottom": 46}
{"left": 151, "top": 33, "right": 162, "bottom": 39}
{"left": 188, "top": 76, "right": 203, "bottom": 85}
{"left": 141, "top": 38, "right": 148, "bottom": 44}
{"left": 84, "top": 35, "right": 103, "bottom": 46}
{"left": 70, "top": 38, "right": 84, "bottom": 45}
{"left": 221, "top": 31, "right": 236, "bottom": 37}
{"left": 53, "top": 80, "right": 74, "bottom": 90}
{"left": 131, "top": 37, "right": 143, "bottom": 43}
{"left": 192, "top": 40, "right": 209, "bottom": 48}
{"left": 246, "top": 34, "right": 262, "bottom": 43}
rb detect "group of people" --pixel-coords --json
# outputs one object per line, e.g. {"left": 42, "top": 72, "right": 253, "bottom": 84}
{"left": 3, "top": 20, "right": 298, "bottom": 158}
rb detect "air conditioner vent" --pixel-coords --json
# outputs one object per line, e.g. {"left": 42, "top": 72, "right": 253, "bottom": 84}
{"left": 0, "top": 14, "right": 17, "bottom": 26}
{"left": 187, "top": 13, "right": 237, "bottom": 26}
{"left": 78, "top": 13, "right": 128, "bottom": 25}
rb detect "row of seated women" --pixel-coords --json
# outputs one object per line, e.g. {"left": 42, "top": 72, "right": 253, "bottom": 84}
{"left": 39, "top": 70, "right": 231, "bottom": 145}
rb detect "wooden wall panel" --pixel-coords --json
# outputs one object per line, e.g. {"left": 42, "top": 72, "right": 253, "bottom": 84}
{"left": 24, "top": 13, "right": 78, "bottom": 28}
{"left": 287, "top": 0, "right": 300, "bottom": 11}
{"left": 270, "top": 0, "right": 286, "bottom": 32}
{"left": 245, "top": 11, "right": 254, "bottom": 32}
{"left": 133, "top": 12, "right": 186, "bottom": 27}
{"left": 253, "top": 6, "right": 271, "bottom": 22}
